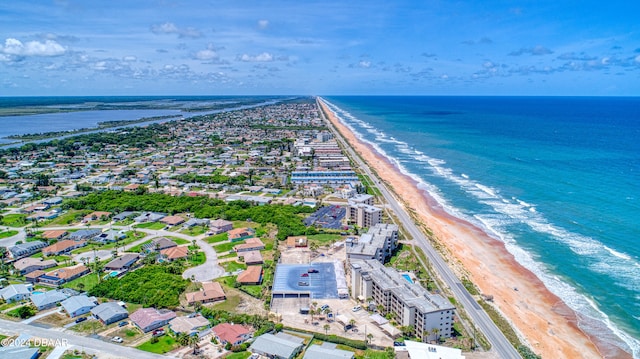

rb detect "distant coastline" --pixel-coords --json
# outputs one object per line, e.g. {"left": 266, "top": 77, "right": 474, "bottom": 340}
{"left": 5, "top": 114, "right": 182, "bottom": 141}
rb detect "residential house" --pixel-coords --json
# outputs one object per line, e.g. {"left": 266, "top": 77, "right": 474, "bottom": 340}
{"left": 83, "top": 211, "right": 111, "bottom": 223}
{"left": 239, "top": 250, "right": 263, "bottom": 265}
{"left": 286, "top": 236, "right": 308, "bottom": 248}
{"left": 209, "top": 219, "right": 233, "bottom": 234}
{"left": 237, "top": 266, "right": 263, "bottom": 285}
{"left": 9, "top": 241, "right": 46, "bottom": 259}
{"left": 185, "top": 282, "right": 226, "bottom": 305}
{"left": 133, "top": 212, "right": 165, "bottom": 223}
{"left": 304, "top": 344, "right": 355, "bottom": 359}
{"left": 0, "top": 284, "right": 32, "bottom": 303}
{"left": 42, "top": 239, "right": 86, "bottom": 256}
{"left": 112, "top": 211, "right": 135, "bottom": 221}
{"left": 13, "top": 257, "right": 56, "bottom": 275}
{"left": 91, "top": 302, "right": 128, "bottom": 324}
{"left": 249, "top": 333, "right": 304, "bottom": 359}
{"left": 183, "top": 218, "right": 209, "bottom": 228}
{"left": 68, "top": 229, "right": 101, "bottom": 241}
{"left": 104, "top": 253, "right": 139, "bottom": 271}
{"left": 30, "top": 290, "right": 69, "bottom": 310}
{"left": 160, "top": 215, "right": 185, "bottom": 227}
{"left": 93, "top": 229, "right": 126, "bottom": 243}
{"left": 227, "top": 227, "right": 256, "bottom": 242}
{"left": 234, "top": 238, "right": 265, "bottom": 253}
{"left": 61, "top": 294, "right": 98, "bottom": 317}
{"left": 38, "top": 265, "right": 90, "bottom": 286}
{"left": 146, "top": 237, "right": 176, "bottom": 252}
{"left": 169, "top": 314, "right": 211, "bottom": 337}
{"left": 160, "top": 246, "right": 189, "bottom": 261}
{"left": 25, "top": 270, "right": 46, "bottom": 283}
{"left": 130, "top": 307, "right": 177, "bottom": 333}
{"left": 41, "top": 230, "right": 68, "bottom": 240}
{"left": 0, "top": 346, "right": 40, "bottom": 359}
{"left": 212, "top": 322, "right": 253, "bottom": 346}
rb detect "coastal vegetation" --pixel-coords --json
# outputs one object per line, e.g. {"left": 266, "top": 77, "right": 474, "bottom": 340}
{"left": 63, "top": 190, "right": 316, "bottom": 240}
{"left": 89, "top": 265, "right": 189, "bottom": 308}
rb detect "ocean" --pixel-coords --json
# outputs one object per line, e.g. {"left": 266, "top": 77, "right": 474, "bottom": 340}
{"left": 323, "top": 96, "right": 640, "bottom": 357}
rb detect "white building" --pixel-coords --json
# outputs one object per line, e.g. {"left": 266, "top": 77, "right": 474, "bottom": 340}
{"left": 346, "top": 223, "right": 398, "bottom": 263}
{"left": 350, "top": 259, "right": 455, "bottom": 342}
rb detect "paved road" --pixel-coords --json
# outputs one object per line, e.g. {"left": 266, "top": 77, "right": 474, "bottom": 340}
{"left": 181, "top": 232, "right": 225, "bottom": 282}
{"left": 0, "top": 318, "right": 176, "bottom": 359}
{"left": 319, "top": 98, "right": 521, "bottom": 359}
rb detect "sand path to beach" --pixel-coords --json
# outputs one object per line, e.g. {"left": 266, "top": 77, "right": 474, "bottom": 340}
{"left": 318, "top": 99, "right": 627, "bottom": 359}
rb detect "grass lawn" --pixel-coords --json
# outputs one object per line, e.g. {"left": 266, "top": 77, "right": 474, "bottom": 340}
{"left": 43, "top": 210, "right": 90, "bottom": 226}
{"left": 213, "top": 241, "right": 242, "bottom": 253}
{"left": 218, "top": 252, "right": 237, "bottom": 259}
{"left": 69, "top": 319, "right": 104, "bottom": 334}
{"left": 233, "top": 221, "right": 260, "bottom": 229}
{"left": 63, "top": 273, "right": 100, "bottom": 292}
{"left": 180, "top": 226, "right": 206, "bottom": 236}
{"left": 307, "top": 233, "right": 342, "bottom": 243}
{"left": 188, "top": 252, "right": 206, "bottom": 266}
{"left": 0, "top": 230, "right": 18, "bottom": 239}
{"left": 222, "top": 261, "right": 247, "bottom": 272}
{"left": 170, "top": 237, "right": 190, "bottom": 245}
{"left": 1, "top": 214, "right": 27, "bottom": 227}
{"left": 137, "top": 335, "right": 178, "bottom": 354}
{"left": 225, "top": 352, "right": 251, "bottom": 359}
{"left": 129, "top": 239, "right": 152, "bottom": 253}
{"left": 205, "top": 233, "right": 228, "bottom": 244}
{"left": 134, "top": 222, "right": 165, "bottom": 230}
{"left": 240, "top": 285, "right": 262, "bottom": 298}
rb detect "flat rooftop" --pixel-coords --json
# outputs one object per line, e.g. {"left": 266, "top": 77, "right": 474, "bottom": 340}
{"left": 272, "top": 262, "right": 338, "bottom": 299}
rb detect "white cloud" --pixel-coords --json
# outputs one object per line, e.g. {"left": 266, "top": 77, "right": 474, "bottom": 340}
{"left": 358, "top": 60, "right": 371, "bottom": 68}
{"left": 195, "top": 49, "right": 218, "bottom": 60}
{"left": 150, "top": 22, "right": 202, "bottom": 38}
{"left": 238, "top": 52, "right": 273, "bottom": 62}
{"left": 1, "top": 38, "right": 65, "bottom": 57}
{"left": 258, "top": 20, "right": 269, "bottom": 29}
{"left": 122, "top": 56, "right": 137, "bottom": 62}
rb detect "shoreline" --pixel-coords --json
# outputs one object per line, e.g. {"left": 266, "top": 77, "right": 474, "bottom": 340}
{"left": 317, "top": 98, "right": 630, "bottom": 358}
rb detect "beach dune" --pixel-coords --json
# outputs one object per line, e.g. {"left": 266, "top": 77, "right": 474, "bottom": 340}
{"left": 318, "top": 98, "right": 627, "bottom": 359}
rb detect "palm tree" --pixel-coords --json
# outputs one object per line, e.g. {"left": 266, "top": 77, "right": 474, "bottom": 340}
{"left": 323, "top": 324, "right": 330, "bottom": 335}
{"left": 177, "top": 332, "right": 190, "bottom": 347}
{"left": 188, "top": 333, "right": 200, "bottom": 354}
{"left": 349, "top": 319, "right": 356, "bottom": 327}
{"left": 366, "top": 333, "right": 373, "bottom": 346}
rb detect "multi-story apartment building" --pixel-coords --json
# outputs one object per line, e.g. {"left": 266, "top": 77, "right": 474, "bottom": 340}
{"left": 350, "top": 259, "right": 455, "bottom": 342}
{"left": 346, "top": 223, "right": 398, "bottom": 263}
{"left": 347, "top": 194, "right": 382, "bottom": 228}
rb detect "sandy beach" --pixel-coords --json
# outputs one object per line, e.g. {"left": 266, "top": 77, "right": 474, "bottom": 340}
{"left": 318, "top": 99, "right": 629, "bottom": 359}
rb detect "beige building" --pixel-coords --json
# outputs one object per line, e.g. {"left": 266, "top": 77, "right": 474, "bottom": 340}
{"left": 350, "top": 259, "right": 455, "bottom": 342}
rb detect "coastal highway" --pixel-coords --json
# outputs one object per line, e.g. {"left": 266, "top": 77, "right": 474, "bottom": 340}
{"left": 318, "top": 98, "right": 521, "bottom": 359}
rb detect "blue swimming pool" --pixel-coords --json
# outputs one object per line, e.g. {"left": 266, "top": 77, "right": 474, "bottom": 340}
{"left": 32, "top": 291, "right": 44, "bottom": 295}
{"left": 401, "top": 274, "right": 413, "bottom": 284}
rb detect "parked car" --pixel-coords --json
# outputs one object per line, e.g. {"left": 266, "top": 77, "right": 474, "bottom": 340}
{"left": 352, "top": 305, "right": 362, "bottom": 312}
{"left": 344, "top": 324, "right": 353, "bottom": 331}
{"left": 75, "top": 317, "right": 87, "bottom": 323}
{"left": 300, "top": 273, "right": 309, "bottom": 277}
{"left": 320, "top": 304, "right": 329, "bottom": 311}
{"left": 111, "top": 337, "right": 123, "bottom": 343}
{"left": 394, "top": 341, "right": 406, "bottom": 346}
{"left": 118, "top": 321, "right": 128, "bottom": 327}
{"left": 308, "top": 268, "right": 319, "bottom": 273}
{"left": 152, "top": 329, "right": 165, "bottom": 337}
{"left": 298, "top": 281, "right": 309, "bottom": 286}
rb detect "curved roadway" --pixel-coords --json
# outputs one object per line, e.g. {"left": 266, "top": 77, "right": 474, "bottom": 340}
{"left": 319, "top": 97, "right": 521, "bottom": 359}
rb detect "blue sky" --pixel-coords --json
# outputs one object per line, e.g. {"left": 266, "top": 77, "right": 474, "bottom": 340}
{"left": 1, "top": 0, "right": 639, "bottom": 96}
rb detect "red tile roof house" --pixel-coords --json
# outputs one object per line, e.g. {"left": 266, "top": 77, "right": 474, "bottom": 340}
{"left": 160, "top": 246, "right": 189, "bottom": 261}
{"left": 38, "top": 265, "right": 90, "bottom": 286}
{"left": 227, "top": 227, "right": 256, "bottom": 242}
{"left": 236, "top": 266, "right": 263, "bottom": 285}
{"left": 42, "top": 239, "right": 87, "bottom": 256}
{"left": 234, "top": 238, "right": 265, "bottom": 253}
{"left": 130, "top": 307, "right": 177, "bottom": 333}
{"left": 212, "top": 322, "right": 253, "bottom": 346}
{"left": 14, "top": 257, "right": 57, "bottom": 275}
{"left": 41, "top": 230, "right": 68, "bottom": 240}
{"left": 160, "top": 215, "right": 185, "bottom": 227}
{"left": 185, "top": 282, "right": 226, "bottom": 305}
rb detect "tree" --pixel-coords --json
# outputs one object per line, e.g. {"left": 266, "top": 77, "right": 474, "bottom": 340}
{"left": 323, "top": 324, "right": 330, "bottom": 335}
{"left": 349, "top": 319, "right": 356, "bottom": 327}
{"left": 367, "top": 333, "right": 374, "bottom": 346}
{"left": 177, "top": 333, "right": 190, "bottom": 347}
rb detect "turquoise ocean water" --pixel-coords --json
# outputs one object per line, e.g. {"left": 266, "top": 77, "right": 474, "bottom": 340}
{"left": 323, "top": 96, "right": 640, "bottom": 357}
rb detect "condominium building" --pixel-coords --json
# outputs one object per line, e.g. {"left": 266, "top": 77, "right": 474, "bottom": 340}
{"left": 290, "top": 171, "right": 359, "bottom": 185}
{"left": 350, "top": 259, "right": 455, "bottom": 342}
{"left": 346, "top": 200, "right": 382, "bottom": 228}
{"left": 346, "top": 223, "right": 398, "bottom": 263}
